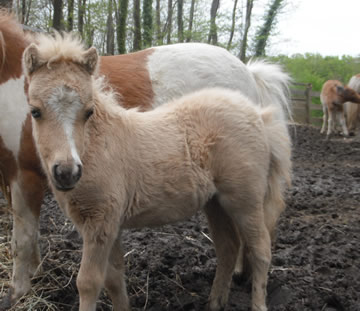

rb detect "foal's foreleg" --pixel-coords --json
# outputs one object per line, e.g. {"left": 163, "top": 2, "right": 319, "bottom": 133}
{"left": 104, "top": 235, "right": 130, "bottom": 311}
{"left": 204, "top": 198, "right": 240, "bottom": 311}
{"left": 77, "top": 230, "right": 117, "bottom": 311}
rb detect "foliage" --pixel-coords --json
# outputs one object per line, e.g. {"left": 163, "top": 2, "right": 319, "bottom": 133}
{"left": 271, "top": 54, "right": 360, "bottom": 91}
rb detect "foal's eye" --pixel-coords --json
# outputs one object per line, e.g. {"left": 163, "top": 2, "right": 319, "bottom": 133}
{"left": 30, "top": 108, "right": 42, "bottom": 119}
{"left": 85, "top": 108, "right": 94, "bottom": 120}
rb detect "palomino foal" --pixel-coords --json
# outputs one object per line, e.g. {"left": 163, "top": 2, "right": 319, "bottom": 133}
{"left": 23, "top": 35, "right": 292, "bottom": 311}
{"left": 320, "top": 79, "right": 360, "bottom": 137}
{"left": 1, "top": 13, "right": 292, "bottom": 304}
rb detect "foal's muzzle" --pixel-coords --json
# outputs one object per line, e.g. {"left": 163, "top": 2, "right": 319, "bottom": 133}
{"left": 52, "top": 163, "right": 82, "bottom": 191}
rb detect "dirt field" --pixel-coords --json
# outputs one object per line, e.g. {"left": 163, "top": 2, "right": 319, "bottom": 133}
{"left": 0, "top": 124, "right": 359, "bottom": 310}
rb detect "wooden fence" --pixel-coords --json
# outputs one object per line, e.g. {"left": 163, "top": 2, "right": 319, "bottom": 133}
{"left": 291, "top": 82, "right": 322, "bottom": 126}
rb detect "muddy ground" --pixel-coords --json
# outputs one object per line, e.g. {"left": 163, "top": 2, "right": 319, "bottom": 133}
{"left": 1, "top": 124, "right": 360, "bottom": 310}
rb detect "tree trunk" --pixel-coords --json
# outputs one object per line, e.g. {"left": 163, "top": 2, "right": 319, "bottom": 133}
{"left": 239, "top": 0, "right": 253, "bottom": 61}
{"left": 177, "top": 0, "right": 183, "bottom": 43}
{"left": 227, "top": 0, "right": 238, "bottom": 50}
{"left": 115, "top": 0, "right": 128, "bottom": 54}
{"left": 85, "top": 3, "right": 94, "bottom": 47}
{"left": 67, "top": 0, "right": 74, "bottom": 31}
{"left": 133, "top": 0, "right": 142, "bottom": 51}
{"left": 53, "top": 0, "right": 63, "bottom": 31}
{"left": 78, "top": 0, "right": 86, "bottom": 37}
{"left": 155, "top": 0, "right": 161, "bottom": 45}
{"left": 254, "top": 0, "right": 283, "bottom": 57}
{"left": 106, "top": 0, "right": 115, "bottom": 55}
{"left": 186, "top": 0, "right": 195, "bottom": 42}
{"left": 21, "top": 0, "right": 26, "bottom": 23}
{"left": 142, "top": 0, "right": 152, "bottom": 48}
{"left": 166, "top": 0, "right": 172, "bottom": 44}
{"left": 207, "top": 0, "right": 219, "bottom": 45}
{"left": 0, "top": 0, "right": 12, "bottom": 10}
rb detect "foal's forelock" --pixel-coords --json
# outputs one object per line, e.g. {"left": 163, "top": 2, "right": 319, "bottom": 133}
{"left": 47, "top": 85, "right": 83, "bottom": 165}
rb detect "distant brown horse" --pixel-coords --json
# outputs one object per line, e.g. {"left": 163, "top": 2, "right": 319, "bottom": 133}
{"left": 23, "top": 33, "right": 292, "bottom": 311}
{"left": 320, "top": 80, "right": 360, "bottom": 137}
{"left": 344, "top": 74, "right": 360, "bottom": 134}
{"left": 0, "top": 13, "right": 292, "bottom": 304}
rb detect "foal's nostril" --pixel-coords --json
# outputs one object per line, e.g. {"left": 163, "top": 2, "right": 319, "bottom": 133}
{"left": 75, "top": 164, "right": 82, "bottom": 181}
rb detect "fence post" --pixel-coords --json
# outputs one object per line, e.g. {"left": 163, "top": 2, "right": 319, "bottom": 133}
{"left": 305, "top": 83, "right": 312, "bottom": 124}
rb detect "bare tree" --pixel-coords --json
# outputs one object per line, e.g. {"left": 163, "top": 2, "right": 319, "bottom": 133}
{"left": 239, "top": 0, "right": 254, "bottom": 61}
{"left": 186, "top": 0, "right": 195, "bottom": 42}
{"left": 177, "top": 0, "right": 184, "bottom": 42}
{"left": 227, "top": 0, "right": 238, "bottom": 49}
{"left": 133, "top": 0, "right": 142, "bottom": 51}
{"left": 254, "top": 0, "right": 284, "bottom": 57}
{"left": 142, "top": 0, "right": 152, "bottom": 48}
{"left": 53, "top": 0, "right": 63, "bottom": 30}
{"left": 166, "top": 0, "right": 173, "bottom": 44}
{"left": 155, "top": 0, "right": 162, "bottom": 44}
{"left": 115, "top": 0, "right": 129, "bottom": 54}
{"left": 207, "top": 0, "right": 219, "bottom": 45}
{"left": 67, "top": 0, "right": 74, "bottom": 31}
{"left": 106, "top": 0, "right": 115, "bottom": 55}
{"left": 78, "top": 0, "right": 86, "bottom": 37}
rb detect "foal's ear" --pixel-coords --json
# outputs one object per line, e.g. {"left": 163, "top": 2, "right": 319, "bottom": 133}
{"left": 23, "top": 43, "right": 43, "bottom": 76}
{"left": 81, "top": 47, "right": 99, "bottom": 75}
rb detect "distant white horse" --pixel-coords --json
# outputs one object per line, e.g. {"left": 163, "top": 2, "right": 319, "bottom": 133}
{"left": 23, "top": 34, "right": 292, "bottom": 311}
{"left": 344, "top": 74, "right": 360, "bottom": 135}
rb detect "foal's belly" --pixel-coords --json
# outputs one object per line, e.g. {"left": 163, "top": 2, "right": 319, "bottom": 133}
{"left": 123, "top": 183, "right": 216, "bottom": 229}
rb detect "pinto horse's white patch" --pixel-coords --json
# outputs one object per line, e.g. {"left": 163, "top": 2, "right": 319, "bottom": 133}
{"left": 0, "top": 76, "right": 29, "bottom": 158}
{"left": 48, "top": 86, "right": 83, "bottom": 166}
{"left": 147, "top": 43, "right": 259, "bottom": 108}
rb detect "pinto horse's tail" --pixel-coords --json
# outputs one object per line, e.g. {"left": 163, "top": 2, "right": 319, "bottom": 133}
{"left": 247, "top": 60, "right": 292, "bottom": 121}
{"left": 261, "top": 107, "right": 292, "bottom": 240}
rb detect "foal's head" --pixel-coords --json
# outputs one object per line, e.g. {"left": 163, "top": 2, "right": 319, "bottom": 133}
{"left": 23, "top": 34, "right": 99, "bottom": 191}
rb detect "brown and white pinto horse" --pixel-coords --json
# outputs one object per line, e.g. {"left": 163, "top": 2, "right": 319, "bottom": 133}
{"left": 0, "top": 13, "right": 291, "bottom": 304}
{"left": 344, "top": 74, "right": 360, "bottom": 134}
{"left": 23, "top": 33, "right": 291, "bottom": 311}
{"left": 320, "top": 79, "right": 360, "bottom": 137}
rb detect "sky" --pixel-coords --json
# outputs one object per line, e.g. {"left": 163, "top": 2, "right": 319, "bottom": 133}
{"left": 268, "top": 0, "right": 360, "bottom": 57}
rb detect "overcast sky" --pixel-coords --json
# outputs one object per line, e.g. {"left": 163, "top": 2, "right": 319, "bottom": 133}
{"left": 268, "top": 0, "right": 360, "bottom": 57}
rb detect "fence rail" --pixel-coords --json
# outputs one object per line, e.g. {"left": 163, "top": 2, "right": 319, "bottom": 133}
{"left": 291, "top": 83, "right": 322, "bottom": 126}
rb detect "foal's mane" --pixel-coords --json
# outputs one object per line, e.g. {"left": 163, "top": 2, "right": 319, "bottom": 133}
{"left": 33, "top": 32, "right": 123, "bottom": 113}
{"left": 32, "top": 32, "right": 92, "bottom": 70}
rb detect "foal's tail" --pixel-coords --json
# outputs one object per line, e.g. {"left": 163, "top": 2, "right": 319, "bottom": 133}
{"left": 247, "top": 60, "right": 292, "bottom": 121}
{"left": 261, "top": 107, "right": 292, "bottom": 240}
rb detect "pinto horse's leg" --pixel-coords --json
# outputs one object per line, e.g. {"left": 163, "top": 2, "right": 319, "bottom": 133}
{"left": 10, "top": 171, "right": 44, "bottom": 302}
{"left": 77, "top": 230, "right": 117, "bottom": 311}
{"left": 219, "top": 194, "right": 271, "bottom": 311}
{"left": 204, "top": 197, "right": 240, "bottom": 311}
{"left": 104, "top": 235, "right": 130, "bottom": 311}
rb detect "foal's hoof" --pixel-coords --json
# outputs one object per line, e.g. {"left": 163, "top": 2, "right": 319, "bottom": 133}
{"left": 0, "top": 290, "right": 14, "bottom": 310}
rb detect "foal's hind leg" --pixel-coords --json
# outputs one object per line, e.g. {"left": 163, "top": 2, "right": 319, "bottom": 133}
{"left": 204, "top": 197, "right": 240, "bottom": 311}
{"left": 104, "top": 235, "right": 130, "bottom": 311}
{"left": 219, "top": 195, "right": 271, "bottom": 311}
